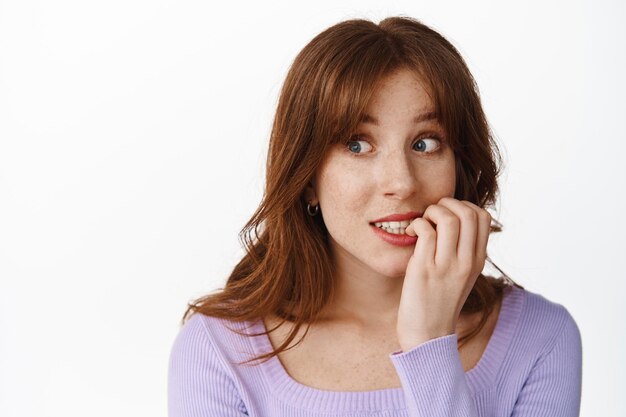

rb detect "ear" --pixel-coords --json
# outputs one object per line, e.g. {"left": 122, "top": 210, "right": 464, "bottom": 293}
{"left": 303, "top": 182, "right": 318, "bottom": 205}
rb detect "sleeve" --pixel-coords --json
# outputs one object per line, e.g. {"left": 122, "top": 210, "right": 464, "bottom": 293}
{"left": 388, "top": 309, "right": 583, "bottom": 417}
{"left": 389, "top": 333, "right": 478, "bottom": 417}
{"left": 168, "top": 315, "right": 249, "bottom": 417}
{"left": 510, "top": 310, "right": 583, "bottom": 417}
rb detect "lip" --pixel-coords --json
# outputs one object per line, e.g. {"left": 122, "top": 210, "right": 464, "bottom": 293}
{"left": 370, "top": 224, "right": 418, "bottom": 247}
{"left": 370, "top": 211, "right": 422, "bottom": 223}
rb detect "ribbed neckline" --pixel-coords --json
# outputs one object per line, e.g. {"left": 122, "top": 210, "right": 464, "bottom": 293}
{"left": 247, "top": 284, "right": 525, "bottom": 412}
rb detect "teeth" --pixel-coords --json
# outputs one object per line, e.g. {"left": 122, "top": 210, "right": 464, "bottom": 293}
{"left": 374, "top": 219, "right": 415, "bottom": 229}
{"left": 381, "top": 227, "right": 404, "bottom": 235}
{"left": 373, "top": 218, "right": 416, "bottom": 235}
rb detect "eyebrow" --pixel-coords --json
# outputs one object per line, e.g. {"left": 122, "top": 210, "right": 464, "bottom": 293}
{"left": 360, "top": 111, "right": 438, "bottom": 126}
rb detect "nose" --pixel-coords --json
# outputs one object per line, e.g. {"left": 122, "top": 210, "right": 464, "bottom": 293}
{"left": 378, "top": 148, "right": 419, "bottom": 200}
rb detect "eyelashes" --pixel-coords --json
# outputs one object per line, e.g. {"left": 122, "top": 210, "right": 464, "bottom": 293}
{"left": 343, "top": 133, "right": 445, "bottom": 156}
{"left": 412, "top": 137, "right": 441, "bottom": 153}
{"left": 345, "top": 138, "right": 373, "bottom": 154}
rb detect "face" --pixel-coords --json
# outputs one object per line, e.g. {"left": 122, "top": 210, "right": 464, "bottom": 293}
{"left": 306, "top": 68, "right": 456, "bottom": 279}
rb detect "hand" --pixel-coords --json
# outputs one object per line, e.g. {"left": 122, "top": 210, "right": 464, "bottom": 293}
{"left": 396, "top": 197, "right": 492, "bottom": 351}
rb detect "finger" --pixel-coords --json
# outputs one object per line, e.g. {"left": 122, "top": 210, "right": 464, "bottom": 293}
{"left": 460, "top": 200, "right": 491, "bottom": 266}
{"left": 408, "top": 217, "right": 437, "bottom": 264}
{"left": 405, "top": 221, "right": 416, "bottom": 236}
{"left": 437, "top": 197, "right": 478, "bottom": 265}
{"left": 421, "top": 204, "right": 460, "bottom": 266}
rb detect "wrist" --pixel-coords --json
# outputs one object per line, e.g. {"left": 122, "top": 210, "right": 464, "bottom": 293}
{"left": 397, "top": 329, "right": 456, "bottom": 352}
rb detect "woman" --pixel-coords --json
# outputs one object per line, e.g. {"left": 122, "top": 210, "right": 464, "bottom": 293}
{"left": 168, "top": 16, "right": 582, "bottom": 417}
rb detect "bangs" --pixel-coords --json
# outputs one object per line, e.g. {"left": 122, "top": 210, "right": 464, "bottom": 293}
{"left": 270, "top": 16, "right": 490, "bottom": 205}
{"left": 303, "top": 20, "right": 475, "bottom": 154}
{"left": 308, "top": 30, "right": 404, "bottom": 146}
{"left": 313, "top": 41, "right": 455, "bottom": 150}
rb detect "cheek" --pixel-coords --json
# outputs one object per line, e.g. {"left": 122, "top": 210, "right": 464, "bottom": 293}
{"left": 442, "top": 164, "right": 457, "bottom": 196}
{"left": 317, "top": 163, "right": 371, "bottom": 223}
{"left": 430, "top": 152, "right": 456, "bottom": 197}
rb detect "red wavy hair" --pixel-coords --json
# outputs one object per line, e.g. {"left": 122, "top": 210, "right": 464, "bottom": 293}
{"left": 183, "top": 16, "right": 523, "bottom": 365}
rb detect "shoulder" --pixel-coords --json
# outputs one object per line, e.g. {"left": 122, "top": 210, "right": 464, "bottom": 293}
{"left": 168, "top": 313, "right": 222, "bottom": 371}
{"left": 501, "top": 287, "right": 583, "bottom": 412}
{"left": 512, "top": 286, "right": 582, "bottom": 357}
{"left": 170, "top": 313, "right": 214, "bottom": 353}
{"left": 169, "top": 313, "right": 260, "bottom": 368}
{"left": 168, "top": 314, "right": 256, "bottom": 416}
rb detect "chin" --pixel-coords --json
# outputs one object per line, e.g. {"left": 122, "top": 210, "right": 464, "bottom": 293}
{"left": 372, "top": 259, "right": 411, "bottom": 279}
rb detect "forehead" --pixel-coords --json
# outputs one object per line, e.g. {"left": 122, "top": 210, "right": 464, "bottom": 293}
{"left": 359, "top": 69, "right": 437, "bottom": 125}
{"left": 360, "top": 111, "right": 438, "bottom": 126}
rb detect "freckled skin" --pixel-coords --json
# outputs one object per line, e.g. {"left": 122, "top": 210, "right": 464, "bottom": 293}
{"left": 309, "top": 68, "right": 456, "bottom": 280}
{"left": 273, "top": 79, "right": 493, "bottom": 382}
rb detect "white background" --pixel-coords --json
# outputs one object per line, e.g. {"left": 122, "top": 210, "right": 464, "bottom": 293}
{"left": 1, "top": 0, "right": 624, "bottom": 416}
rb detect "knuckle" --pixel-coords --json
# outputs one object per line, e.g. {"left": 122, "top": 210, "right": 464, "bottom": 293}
{"left": 443, "top": 214, "right": 459, "bottom": 227}
{"left": 413, "top": 217, "right": 429, "bottom": 227}
{"left": 461, "top": 199, "right": 478, "bottom": 209}
{"left": 423, "top": 205, "right": 439, "bottom": 216}
{"left": 460, "top": 207, "right": 477, "bottom": 223}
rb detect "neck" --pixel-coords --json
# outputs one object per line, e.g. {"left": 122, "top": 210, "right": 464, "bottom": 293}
{"left": 317, "top": 245, "right": 483, "bottom": 335}
{"left": 317, "top": 248, "right": 404, "bottom": 330}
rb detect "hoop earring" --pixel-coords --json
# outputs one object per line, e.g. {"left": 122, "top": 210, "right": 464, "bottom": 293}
{"left": 306, "top": 202, "right": 319, "bottom": 216}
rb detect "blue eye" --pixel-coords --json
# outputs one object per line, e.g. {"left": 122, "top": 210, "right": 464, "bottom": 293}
{"left": 346, "top": 139, "right": 373, "bottom": 154}
{"left": 413, "top": 138, "right": 440, "bottom": 153}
